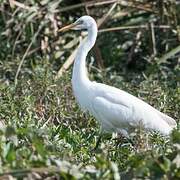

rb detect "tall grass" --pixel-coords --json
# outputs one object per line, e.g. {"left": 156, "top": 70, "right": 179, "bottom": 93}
{"left": 0, "top": 0, "right": 179, "bottom": 179}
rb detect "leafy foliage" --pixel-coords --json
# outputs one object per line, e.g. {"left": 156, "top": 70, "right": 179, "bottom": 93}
{"left": 0, "top": 0, "right": 179, "bottom": 179}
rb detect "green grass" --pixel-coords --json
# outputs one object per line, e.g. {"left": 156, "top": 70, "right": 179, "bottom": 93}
{"left": 0, "top": 0, "right": 179, "bottom": 179}
{"left": 0, "top": 60, "right": 179, "bottom": 179}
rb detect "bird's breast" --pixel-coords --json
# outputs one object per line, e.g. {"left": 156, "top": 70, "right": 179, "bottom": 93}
{"left": 71, "top": 79, "right": 94, "bottom": 112}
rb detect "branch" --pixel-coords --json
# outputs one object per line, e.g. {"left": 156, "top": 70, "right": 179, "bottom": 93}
{"left": 55, "top": 48, "right": 78, "bottom": 79}
{"left": 59, "top": 0, "right": 156, "bottom": 13}
{"left": 59, "top": 0, "right": 117, "bottom": 13}
{"left": 98, "top": 25, "right": 171, "bottom": 33}
{"left": 0, "top": 167, "right": 61, "bottom": 177}
{"left": 97, "top": 2, "right": 117, "bottom": 27}
{"left": 150, "top": 22, "right": 157, "bottom": 56}
{"left": 158, "top": 45, "right": 180, "bottom": 64}
{"left": 9, "top": 0, "right": 37, "bottom": 11}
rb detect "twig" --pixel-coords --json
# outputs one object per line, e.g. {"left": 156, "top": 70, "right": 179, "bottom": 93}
{"left": 26, "top": 46, "right": 41, "bottom": 57}
{"left": 12, "top": 26, "right": 24, "bottom": 59}
{"left": 112, "top": 10, "right": 131, "bottom": 19}
{"left": 55, "top": 36, "right": 81, "bottom": 79}
{"left": 158, "top": 45, "right": 180, "bottom": 64}
{"left": 42, "top": 116, "right": 52, "bottom": 128}
{"left": 11, "top": 6, "right": 22, "bottom": 17}
{"left": 59, "top": 0, "right": 156, "bottom": 13}
{"left": 55, "top": 48, "right": 78, "bottom": 79}
{"left": 97, "top": 2, "right": 117, "bottom": 27}
{"left": 59, "top": 0, "right": 117, "bottom": 13}
{"left": 81, "top": 0, "right": 90, "bottom": 14}
{"left": 0, "top": 167, "right": 61, "bottom": 177}
{"left": 98, "top": 25, "right": 171, "bottom": 33}
{"left": 150, "top": 22, "right": 157, "bottom": 56}
{"left": 14, "top": 23, "right": 45, "bottom": 86}
{"left": 9, "top": 0, "right": 37, "bottom": 11}
{"left": 93, "top": 45, "right": 104, "bottom": 68}
{"left": 118, "top": 1, "right": 155, "bottom": 13}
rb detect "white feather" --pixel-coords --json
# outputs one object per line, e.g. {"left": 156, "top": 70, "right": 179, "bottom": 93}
{"left": 66, "top": 16, "right": 177, "bottom": 136}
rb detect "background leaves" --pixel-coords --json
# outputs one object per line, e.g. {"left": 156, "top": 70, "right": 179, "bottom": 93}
{"left": 0, "top": 0, "right": 179, "bottom": 179}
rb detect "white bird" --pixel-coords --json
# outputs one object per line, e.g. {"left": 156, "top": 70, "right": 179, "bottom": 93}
{"left": 59, "top": 16, "right": 176, "bottom": 140}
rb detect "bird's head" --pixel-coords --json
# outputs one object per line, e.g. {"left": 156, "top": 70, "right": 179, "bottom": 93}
{"left": 59, "top": 16, "right": 96, "bottom": 32}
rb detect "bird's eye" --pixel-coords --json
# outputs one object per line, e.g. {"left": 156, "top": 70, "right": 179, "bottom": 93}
{"left": 77, "top": 20, "right": 83, "bottom": 25}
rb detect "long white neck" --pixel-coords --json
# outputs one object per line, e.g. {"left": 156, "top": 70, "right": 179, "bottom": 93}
{"left": 71, "top": 22, "right": 97, "bottom": 110}
{"left": 72, "top": 24, "right": 97, "bottom": 88}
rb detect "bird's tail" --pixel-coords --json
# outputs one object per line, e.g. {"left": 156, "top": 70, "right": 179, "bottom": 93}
{"left": 157, "top": 111, "right": 177, "bottom": 128}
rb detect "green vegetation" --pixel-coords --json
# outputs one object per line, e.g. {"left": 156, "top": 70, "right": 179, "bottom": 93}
{"left": 0, "top": 0, "right": 179, "bottom": 179}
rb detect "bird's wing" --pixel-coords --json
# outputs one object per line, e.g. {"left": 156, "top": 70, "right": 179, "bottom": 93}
{"left": 91, "top": 83, "right": 140, "bottom": 130}
{"left": 91, "top": 96, "right": 133, "bottom": 131}
{"left": 155, "top": 110, "right": 177, "bottom": 128}
{"left": 93, "top": 82, "right": 141, "bottom": 111}
{"left": 91, "top": 82, "right": 176, "bottom": 134}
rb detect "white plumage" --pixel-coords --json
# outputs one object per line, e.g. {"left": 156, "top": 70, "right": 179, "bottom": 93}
{"left": 60, "top": 16, "right": 176, "bottom": 136}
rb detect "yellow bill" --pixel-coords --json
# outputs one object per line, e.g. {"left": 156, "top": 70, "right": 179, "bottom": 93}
{"left": 59, "top": 23, "right": 77, "bottom": 32}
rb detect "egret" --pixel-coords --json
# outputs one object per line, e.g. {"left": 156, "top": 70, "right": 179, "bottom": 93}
{"left": 59, "top": 16, "right": 176, "bottom": 145}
